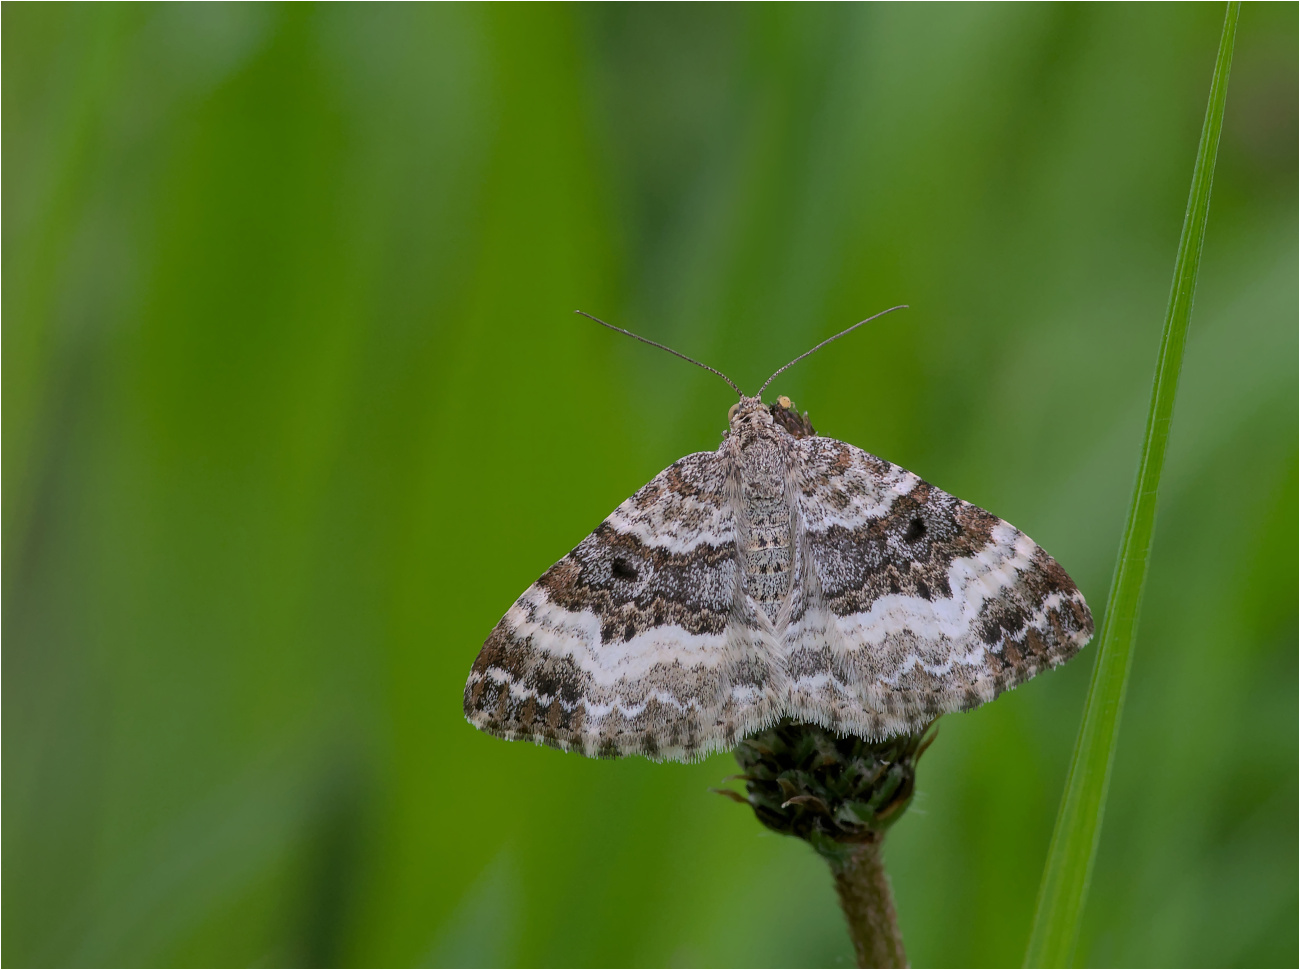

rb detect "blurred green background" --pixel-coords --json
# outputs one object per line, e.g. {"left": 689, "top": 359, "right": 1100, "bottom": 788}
{"left": 4, "top": 4, "right": 1296, "bottom": 967}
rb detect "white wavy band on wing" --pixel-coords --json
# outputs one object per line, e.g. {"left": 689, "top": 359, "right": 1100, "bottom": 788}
{"left": 505, "top": 585, "right": 731, "bottom": 685}
{"left": 604, "top": 503, "right": 735, "bottom": 555}
{"left": 826, "top": 527, "right": 1037, "bottom": 669}
{"left": 796, "top": 467, "right": 921, "bottom": 532}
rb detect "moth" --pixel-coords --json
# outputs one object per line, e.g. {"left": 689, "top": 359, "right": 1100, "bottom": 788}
{"left": 464, "top": 309, "right": 1093, "bottom": 762}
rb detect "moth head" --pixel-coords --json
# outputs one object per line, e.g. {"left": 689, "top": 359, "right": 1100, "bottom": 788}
{"left": 728, "top": 396, "right": 774, "bottom": 432}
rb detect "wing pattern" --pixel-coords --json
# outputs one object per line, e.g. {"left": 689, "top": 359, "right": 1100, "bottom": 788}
{"left": 464, "top": 451, "right": 783, "bottom": 761}
{"left": 786, "top": 436, "right": 1093, "bottom": 739}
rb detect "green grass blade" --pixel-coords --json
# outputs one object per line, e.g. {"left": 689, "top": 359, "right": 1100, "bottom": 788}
{"left": 1023, "top": 5, "right": 1240, "bottom": 966}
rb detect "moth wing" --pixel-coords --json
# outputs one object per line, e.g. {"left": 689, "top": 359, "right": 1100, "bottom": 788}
{"left": 464, "top": 450, "right": 782, "bottom": 762}
{"left": 786, "top": 436, "right": 1093, "bottom": 739}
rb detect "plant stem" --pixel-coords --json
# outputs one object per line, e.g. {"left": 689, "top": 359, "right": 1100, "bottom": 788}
{"left": 829, "top": 837, "right": 908, "bottom": 969}
{"left": 1023, "top": 5, "right": 1239, "bottom": 965}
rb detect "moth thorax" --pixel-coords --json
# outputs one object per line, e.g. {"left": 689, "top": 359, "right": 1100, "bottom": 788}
{"left": 736, "top": 437, "right": 795, "bottom": 619}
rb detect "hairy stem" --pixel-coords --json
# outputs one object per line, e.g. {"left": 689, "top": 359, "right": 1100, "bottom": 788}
{"left": 829, "top": 837, "right": 908, "bottom": 969}
{"left": 731, "top": 715, "right": 929, "bottom": 966}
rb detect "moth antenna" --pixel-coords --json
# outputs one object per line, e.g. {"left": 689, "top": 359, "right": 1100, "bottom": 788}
{"left": 576, "top": 310, "right": 744, "bottom": 398}
{"left": 757, "top": 305, "right": 909, "bottom": 397}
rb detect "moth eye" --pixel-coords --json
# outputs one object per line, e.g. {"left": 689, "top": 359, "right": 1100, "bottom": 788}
{"left": 611, "top": 558, "right": 639, "bottom": 581}
{"left": 727, "top": 403, "right": 739, "bottom": 422}
{"left": 905, "top": 517, "right": 927, "bottom": 542}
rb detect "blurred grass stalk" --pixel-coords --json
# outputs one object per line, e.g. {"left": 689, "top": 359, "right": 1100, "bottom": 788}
{"left": 1024, "top": 4, "right": 1240, "bottom": 966}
